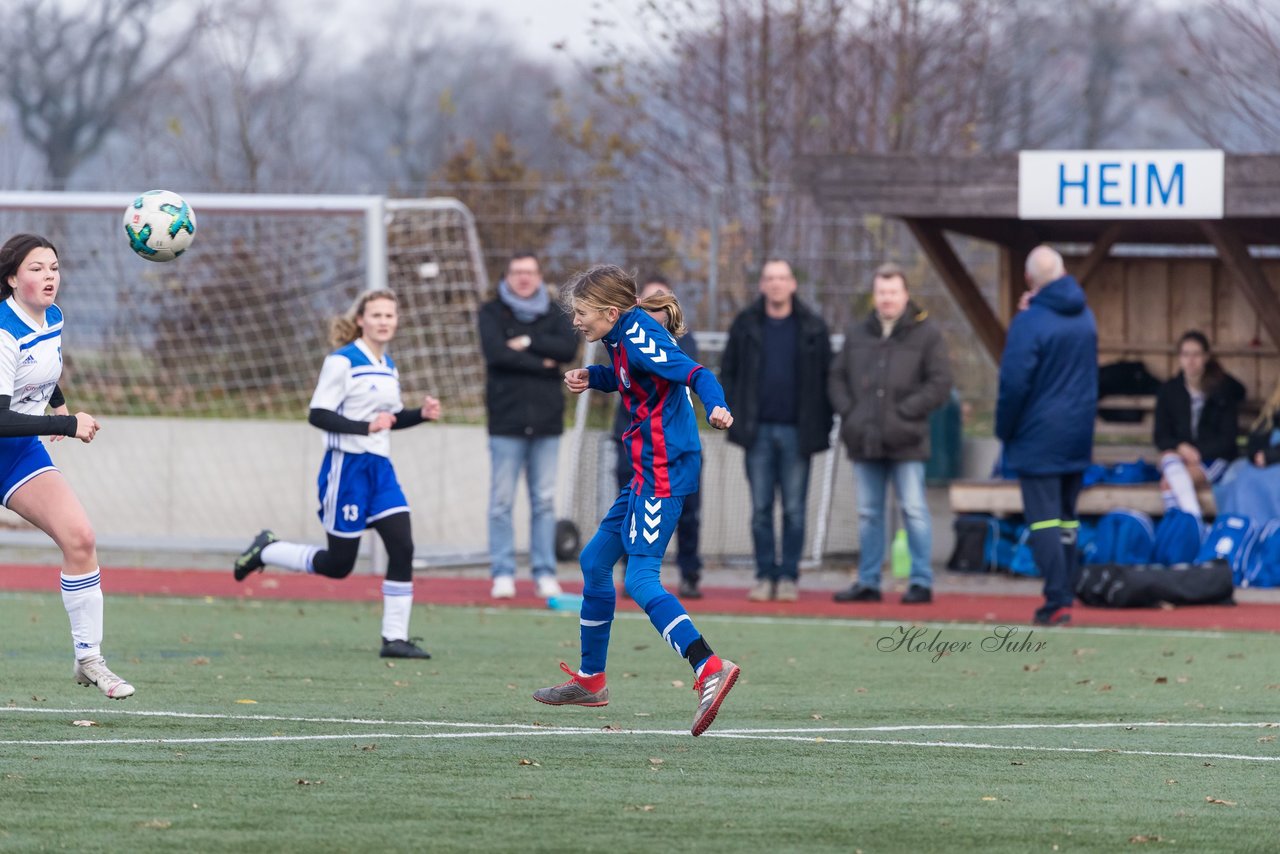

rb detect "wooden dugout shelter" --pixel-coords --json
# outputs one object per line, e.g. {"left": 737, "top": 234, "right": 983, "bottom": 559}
{"left": 794, "top": 152, "right": 1280, "bottom": 403}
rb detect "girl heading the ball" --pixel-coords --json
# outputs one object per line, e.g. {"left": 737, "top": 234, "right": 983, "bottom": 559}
{"left": 532, "top": 264, "right": 740, "bottom": 736}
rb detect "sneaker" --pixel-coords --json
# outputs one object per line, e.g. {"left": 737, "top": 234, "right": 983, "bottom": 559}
{"left": 73, "top": 656, "right": 135, "bottom": 700}
{"left": 691, "top": 655, "right": 740, "bottom": 736}
{"left": 535, "top": 575, "right": 563, "bottom": 599}
{"left": 380, "top": 637, "right": 431, "bottom": 659}
{"left": 833, "top": 584, "right": 882, "bottom": 603}
{"left": 532, "top": 662, "right": 609, "bottom": 707}
{"left": 746, "top": 579, "right": 774, "bottom": 602}
{"left": 1033, "top": 607, "right": 1071, "bottom": 627}
{"left": 774, "top": 579, "right": 798, "bottom": 602}
{"left": 233, "top": 529, "right": 277, "bottom": 581}
{"left": 678, "top": 578, "right": 703, "bottom": 599}
{"left": 901, "top": 585, "right": 933, "bottom": 604}
{"left": 491, "top": 575, "right": 516, "bottom": 599}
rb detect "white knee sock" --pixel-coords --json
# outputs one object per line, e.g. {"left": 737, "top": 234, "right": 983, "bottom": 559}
{"left": 61, "top": 568, "right": 103, "bottom": 661}
{"left": 1161, "top": 456, "right": 1202, "bottom": 519}
{"left": 260, "top": 541, "right": 319, "bottom": 573}
{"left": 381, "top": 580, "right": 413, "bottom": 641}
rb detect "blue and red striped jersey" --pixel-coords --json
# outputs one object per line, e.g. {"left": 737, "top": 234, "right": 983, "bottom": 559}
{"left": 587, "top": 308, "right": 729, "bottom": 497}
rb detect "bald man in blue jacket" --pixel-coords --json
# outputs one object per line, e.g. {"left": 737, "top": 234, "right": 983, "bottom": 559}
{"left": 996, "top": 245, "right": 1098, "bottom": 627}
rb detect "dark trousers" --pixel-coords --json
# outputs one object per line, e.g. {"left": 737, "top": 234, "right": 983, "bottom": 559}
{"left": 616, "top": 447, "right": 702, "bottom": 583}
{"left": 1018, "top": 472, "right": 1084, "bottom": 617}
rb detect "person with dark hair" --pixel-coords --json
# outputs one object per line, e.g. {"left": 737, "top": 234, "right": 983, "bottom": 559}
{"left": 234, "top": 290, "right": 440, "bottom": 660}
{"left": 534, "top": 264, "right": 739, "bottom": 737}
{"left": 612, "top": 274, "right": 704, "bottom": 599}
{"left": 478, "top": 252, "right": 579, "bottom": 600}
{"left": 997, "top": 246, "right": 1097, "bottom": 628}
{"left": 1153, "top": 330, "right": 1245, "bottom": 520}
{"left": 0, "top": 233, "right": 133, "bottom": 698}
{"left": 829, "top": 263, "right": 952, "bottom": 605}
{"left": 721, "top": 259, "right": 833, "bottom": 602}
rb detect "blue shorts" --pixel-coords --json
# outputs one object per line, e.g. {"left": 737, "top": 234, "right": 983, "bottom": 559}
{"left": 599, "top": 488, "right": 685, "bottom": 557}
{"left": 316, "top": 450, "right": 409, "bottom": 538}
{"left": 0, "top": 436, "right": 57, "bottom": 506}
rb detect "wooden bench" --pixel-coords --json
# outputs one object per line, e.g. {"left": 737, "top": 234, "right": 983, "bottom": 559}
{"left": 949, "top": 479, "right": 1216, "bottom": 518}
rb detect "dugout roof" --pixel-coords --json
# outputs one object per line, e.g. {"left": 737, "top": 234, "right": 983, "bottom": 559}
{"left": 794, "top": 153, "right": 1280, "bottom": 364}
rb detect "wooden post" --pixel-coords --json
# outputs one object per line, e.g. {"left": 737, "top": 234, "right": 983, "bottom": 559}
{"left": 904, "top": 218, "right": 1006, "bottom": 362}
{"left": 1199, "top": 220, "right": 1280, "bottom": 351}
{"left": 1073, "top": 222, "right": 1125, "bottom": 288}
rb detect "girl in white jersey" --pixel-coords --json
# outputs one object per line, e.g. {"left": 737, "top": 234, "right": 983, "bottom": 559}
{"left": 0, "top": 234, "right": 133, "bottom": 699}
{"left": 234, "top": 290, "right": 440, "bottom": 659}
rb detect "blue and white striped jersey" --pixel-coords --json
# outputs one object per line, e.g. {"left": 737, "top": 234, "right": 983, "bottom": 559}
{"left": 308, "top": 339, "right": 404, "bottom": 457}
{"left": 0, "top": 296, "right": 63, "bottom": 415}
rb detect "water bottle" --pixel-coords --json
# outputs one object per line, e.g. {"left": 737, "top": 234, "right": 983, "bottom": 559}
{"left": 547, "top": 594, "right": 584, "bottom": 612}
{"left": 891, "top": 529, "right": 911, "bottom": 578}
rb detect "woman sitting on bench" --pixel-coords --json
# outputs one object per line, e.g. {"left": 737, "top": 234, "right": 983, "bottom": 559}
{"left": 1153, "top": 330, "right": 1245, "bottom": 520}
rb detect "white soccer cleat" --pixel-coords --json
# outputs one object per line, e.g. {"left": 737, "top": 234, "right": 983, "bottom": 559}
{"left": 491, "top": 575, "right": 517, "bottom": 599}
{"left": 73, "top": 656, "right": 135, "bottom": 700}
{"left": 535, "top": 575, "right": 563, "bottom": 599}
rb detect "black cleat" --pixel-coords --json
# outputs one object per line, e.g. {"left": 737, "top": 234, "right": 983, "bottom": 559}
{"left": 1032, "top": 607, "right": 1071, "bottom": 627}
{"left": 833, "top": 584, "right": 882, "bottom": 603}
{"left": 234, "top": 529, "right": 277, "bottom": 581}
{"left": 901, "top": 584, "right": 933, "bottom": 604}
{"left": 380, "top": 637, "right": 431, "bottom": 659}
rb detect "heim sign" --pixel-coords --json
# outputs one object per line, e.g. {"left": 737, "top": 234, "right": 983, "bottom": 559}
{"left": 1018, "top": 150, "right": 1224, "bottom": 219}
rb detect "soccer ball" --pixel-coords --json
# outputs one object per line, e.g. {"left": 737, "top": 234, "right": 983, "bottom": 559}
{"left": 123, "top": 190, "right": 196, "bottom": 262}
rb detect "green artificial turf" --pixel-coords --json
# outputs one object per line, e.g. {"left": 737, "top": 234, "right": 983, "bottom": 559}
{"left": 1, "top": 593, "right": 1277, "bottom": 853}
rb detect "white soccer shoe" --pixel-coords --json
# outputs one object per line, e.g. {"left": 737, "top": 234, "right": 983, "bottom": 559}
{"left": 491, "top": 575, "right": 517, "bottom": 599}
{"left": 535, "top": 576, "right": 563, "bottom": 599}
{"left": 74, "top": 656, "right": 135, "bottom": 700}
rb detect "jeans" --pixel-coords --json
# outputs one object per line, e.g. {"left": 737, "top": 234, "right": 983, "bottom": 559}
{"left": 853, "top": 460, "right": 932, "bottom": 590}
{"left": 744, "top": 423, "right": 811, "bottom": 581}
{"left": 488, "top": 435, "right": 559, "bottom": 579}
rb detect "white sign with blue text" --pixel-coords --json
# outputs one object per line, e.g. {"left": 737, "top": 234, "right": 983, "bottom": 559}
{"left": 1018, "top": 150, "right": 1224, "bottom": 220}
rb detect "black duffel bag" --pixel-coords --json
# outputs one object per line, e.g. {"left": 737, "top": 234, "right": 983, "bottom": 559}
{"left": 1075, "top": 561, "right": 1235, "bottom": 608}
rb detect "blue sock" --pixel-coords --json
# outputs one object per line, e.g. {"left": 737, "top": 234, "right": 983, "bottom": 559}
{"left": 578, "top": 528, "right": 624, "bottom": 674}
{"left": 625, "top": 555, "right": 702, "bottom": 659}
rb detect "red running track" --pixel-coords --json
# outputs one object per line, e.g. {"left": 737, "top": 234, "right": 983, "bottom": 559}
{"left": 1, "top": 564, "right": 1277, "bottom": 632}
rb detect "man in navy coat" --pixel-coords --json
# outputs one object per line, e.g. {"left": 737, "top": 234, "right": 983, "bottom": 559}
{"left": 996, "top": 245, "right": 1098, "bottom": 626}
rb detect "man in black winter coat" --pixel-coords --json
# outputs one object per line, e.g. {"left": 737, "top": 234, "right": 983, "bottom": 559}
{"left": 721, "top": 259, "right": 833, "bottom": 602}
{"left": 828, "top": 263, "right": 952, "bottom": 605}
{"left": 478, "top": 252, "right": 579, "bottom": 600}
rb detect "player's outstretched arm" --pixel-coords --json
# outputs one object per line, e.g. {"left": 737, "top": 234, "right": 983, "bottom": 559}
{"left": 0, "top": 394, "right": 80, "bottom": 440}
{"left": 391, "top": 396, "right": 441, "bottom": 429}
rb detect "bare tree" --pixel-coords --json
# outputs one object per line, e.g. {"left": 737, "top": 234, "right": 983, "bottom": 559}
{"left": 1178, "top": 0, "right": 1280, "bottom": 151}
{"left": 0, "top": 0, "right": 205, "bottom": 188}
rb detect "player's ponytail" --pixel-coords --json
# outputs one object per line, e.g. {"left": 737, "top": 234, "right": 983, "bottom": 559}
{"left": 562, "top": 265, "right": 686, "bottom": 336}
{"left": 637, "top": 291, "right": 686, "bottom": 337}
{"left": 0, "top": 233, "right": 58, "bottom": 301}
{"left": 330, "top": 289, "right": 397, "bottom": 347}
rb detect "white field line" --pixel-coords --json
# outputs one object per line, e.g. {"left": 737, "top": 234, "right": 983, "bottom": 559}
{"left": 3, "top": 707, "right": 1279, "bottom": 734}
{"left": 1, "top": 727, "right": 1278, "bottom": 762}
{"left": 0, "top": 591, "right": 1245, "bottom": 638}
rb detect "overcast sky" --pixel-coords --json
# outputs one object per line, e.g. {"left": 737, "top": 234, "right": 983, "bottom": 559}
{"left": 304, "top": 0, "right": 618, "bottom": 59}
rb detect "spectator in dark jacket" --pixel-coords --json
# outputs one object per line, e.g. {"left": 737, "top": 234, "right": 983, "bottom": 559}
{"left": 829, "top": 263, "right": 951, "bottom": 605}
{"left": 721, "top": 259, "right": 833, "bottom": 602}
{"left": 996, "top": 246, "right": 1097, "bottom": 627}
{"left": 1153, "top": 330, "right": 1245, "bottom": 520}
{"left": 478, "top": 252, "right": 579, "bottom": 600}
{"left": 612, "top": 275, "right": 705, "bottom": 599}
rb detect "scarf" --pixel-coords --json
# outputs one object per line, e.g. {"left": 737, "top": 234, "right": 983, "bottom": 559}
{"left": 498, "top": 279, "right": 550, "bottom": 323}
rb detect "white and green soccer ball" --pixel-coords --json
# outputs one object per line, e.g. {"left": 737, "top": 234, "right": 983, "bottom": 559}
{"left": 123, "top": 189, "right": 196, "bottom": 262}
